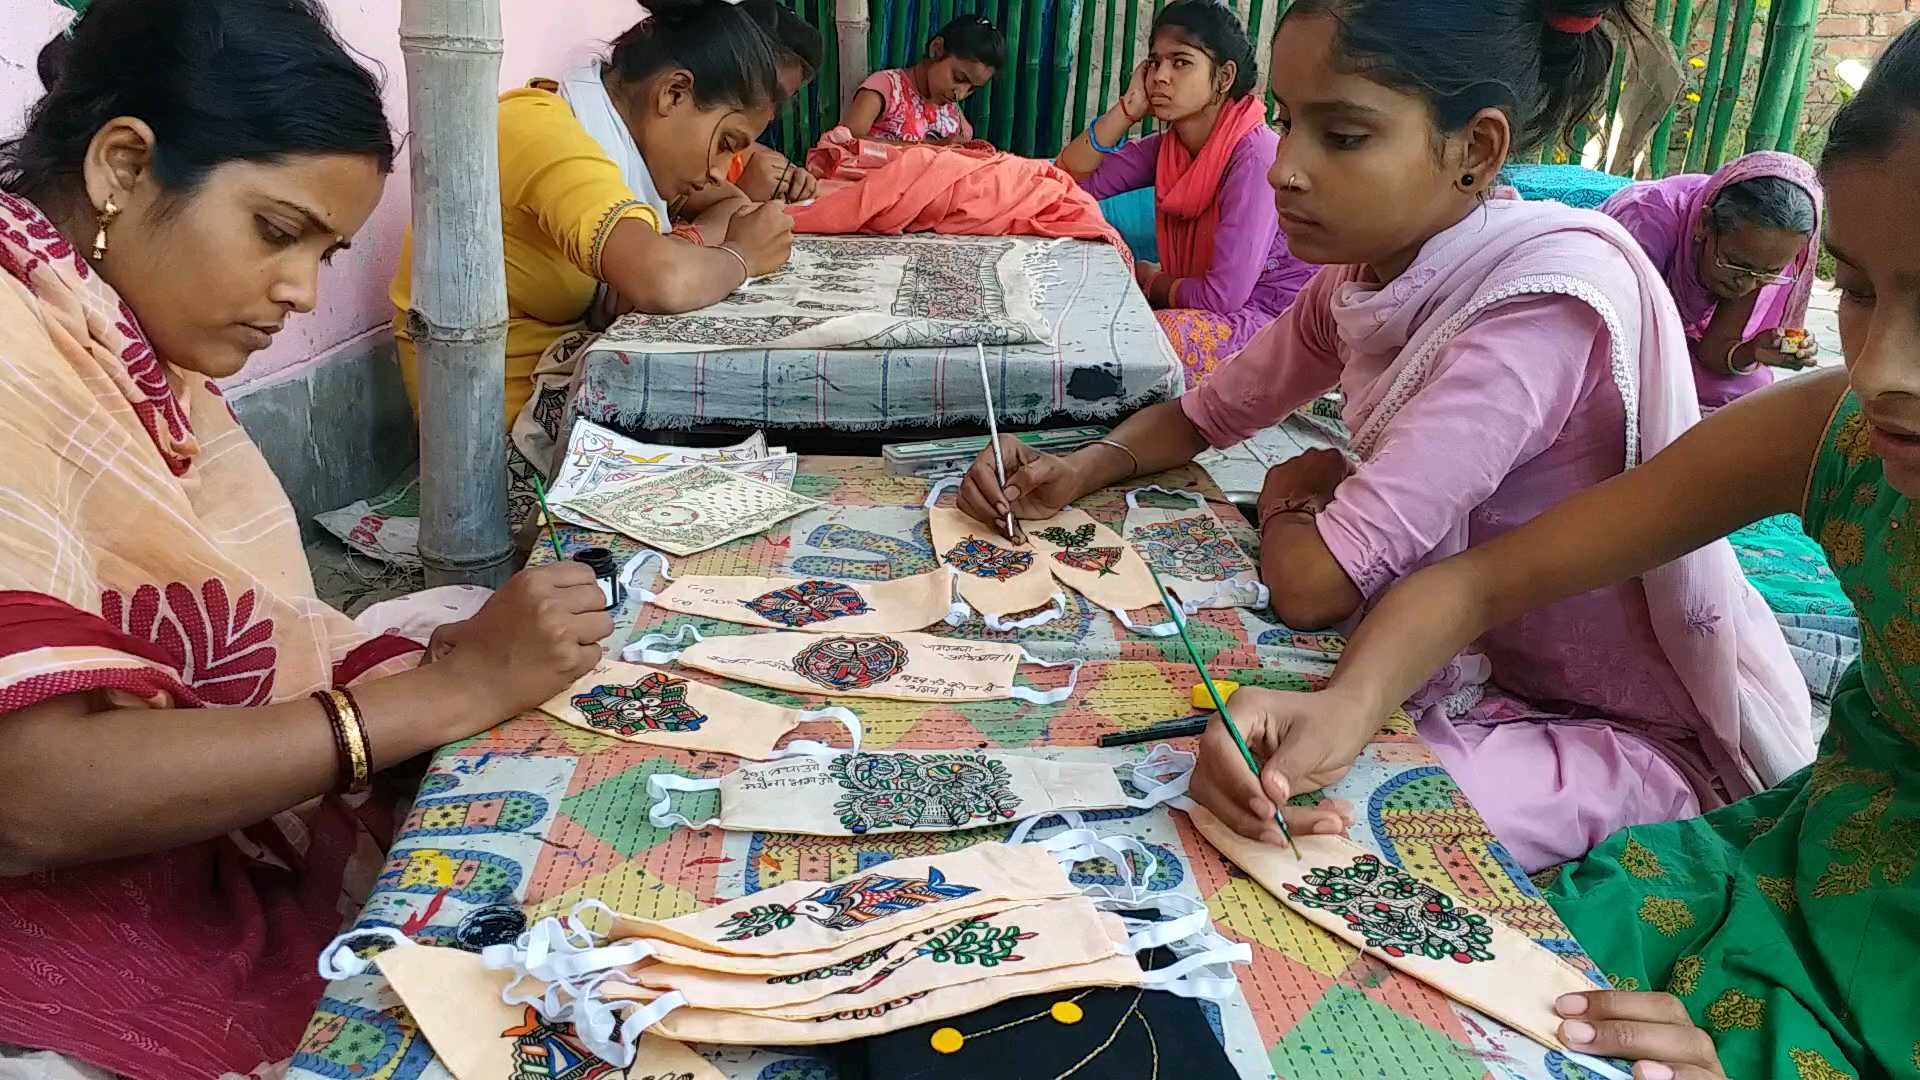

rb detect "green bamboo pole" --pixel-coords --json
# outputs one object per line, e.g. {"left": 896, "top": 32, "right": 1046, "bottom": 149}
{"left": 1072, "top": 0, "right": 1097, "bottom": 135}
{"left": 1045, "top": 0, "right": 1078, "bottom": 157}
{"left": 986, "top": 0, "right": 1017, "bottom": 148}
{"left": 1703, "top": 0, "right": 1757, "bottom": 170}
{"left": 887, "top": 0, "right": 911, "bottom": 69}
{"left": 1013, "top": 0, "right": 1044, "bottom": 154}
{"left": 974, "top": 0, "right": 998, "bottom": 142}
{"left": 866, "top": 0, "right": 882, "bottom": 79}
{"left": 934, "top": 0, "right": 954, "bottom": 32}
{"left": 1118, "top": 0, "right": 1142, "bottom": 134}
{"left": 820, "top": 0, "right": 840, "bottom": 132}
{"left": 1648, "top": 0, "right": 1695, "bottom": 177}
{"left": 1744, "top": 0, "right": 1814, "bottom": 153}
{"left": 1098, "top": 0, "right": 1118, "bottom": 112}
{"left": 1684, "top": 0, "right": 1735, "bottom": 173}
{"left": 1776, "top": 31, "right": 1814, "bottom": 152}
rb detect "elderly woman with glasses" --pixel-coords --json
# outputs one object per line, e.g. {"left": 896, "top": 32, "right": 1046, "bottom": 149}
{"left": 1601, "top": 151, "right": 1825, "bottom": 410}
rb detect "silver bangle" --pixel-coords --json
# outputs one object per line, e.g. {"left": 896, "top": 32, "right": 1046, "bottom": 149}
{"left": 1090, "top": 437, "right": 1140, "bottom": 477}
{"left": 717, "top": 243, "right": 751, "bottom": 281}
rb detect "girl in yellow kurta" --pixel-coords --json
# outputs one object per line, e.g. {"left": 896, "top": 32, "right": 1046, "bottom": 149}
{"left": 391, "top": 0, "right": 795, "bottom": 430}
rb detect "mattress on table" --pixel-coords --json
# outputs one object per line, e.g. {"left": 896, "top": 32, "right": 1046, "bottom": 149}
{"left": 570, "top": 237, "right": 1179, "bottom": 433}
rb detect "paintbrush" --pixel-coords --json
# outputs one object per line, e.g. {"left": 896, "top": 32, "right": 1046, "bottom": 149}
{"left": 527, "top": 470, "right": 569, "bottom": 565}
{"left": 1146, "top": 563, "right": 1302, "bottom": 859}
{"left": 975, "top": 343, "right": 1020, "bottom": 541}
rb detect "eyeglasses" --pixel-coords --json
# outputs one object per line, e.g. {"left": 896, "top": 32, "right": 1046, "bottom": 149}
{"left": 1712, "top": 255, "right": 1795, "bottom": 287}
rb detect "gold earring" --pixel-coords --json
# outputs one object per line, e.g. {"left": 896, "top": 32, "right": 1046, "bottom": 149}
{"left": 91, "top": 196, "right": 120, "bottom": 261}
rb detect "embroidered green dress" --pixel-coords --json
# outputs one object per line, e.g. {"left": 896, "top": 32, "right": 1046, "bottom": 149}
{"left": 1547, "top": 393, "right": 1919, "bottom": 1080}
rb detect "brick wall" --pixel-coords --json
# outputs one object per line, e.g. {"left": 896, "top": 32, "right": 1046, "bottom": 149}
{"left": 1808, "top": 0, "right": 1913, "bottom": 120}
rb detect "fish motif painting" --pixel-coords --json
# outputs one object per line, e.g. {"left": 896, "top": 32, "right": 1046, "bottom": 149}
{"left": 741, "top": 579, "right": 874, "bottom": 628}
{"left": 1034, "top": 524, "right": 1123, "bottom": 577}
{"left": 501, "top": 1006, "right": 626, "bottom": 1080}
{"left": 570, "top": 673, "right": 708, "bottom": 736}
{"left": 942, "top": 535, "right": 1035, "bottom": 581}
{"left": 717, "top": 866, "right": 980, "bottom": 941}
{"left": 793, "top": 635, "right": 910, "bottom": 692}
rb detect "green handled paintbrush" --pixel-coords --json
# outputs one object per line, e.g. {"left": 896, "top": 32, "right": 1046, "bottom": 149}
{"left": 1145, "top": 563, "right": 1302, "bottom": 859}
{"left": 527, "top": 470, "right": 569, "bottom": 565}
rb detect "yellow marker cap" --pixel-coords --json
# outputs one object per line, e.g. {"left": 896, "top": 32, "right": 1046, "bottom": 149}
{"left": 930, "top": 1027, "right": 965, "bottom": 1054}
{"left": 1191, "top": 680, "right": 1241, "bottom": 710}
{"left": 1050, "top": 1001, "right": 1085, "bottom": 1024}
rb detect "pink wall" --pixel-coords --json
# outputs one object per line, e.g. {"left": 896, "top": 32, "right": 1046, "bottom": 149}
{"left": 1, "top": 0, "right": 642, "bottom": 386}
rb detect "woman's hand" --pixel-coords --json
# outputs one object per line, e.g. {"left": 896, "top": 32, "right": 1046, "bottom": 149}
{"left": 1134, "top": 259, "right": 1162, "bottom": 293}
{"left": 1734, "top": 330, "right": 1819, "bottom": 372}
{"left": 1120, "top": 61, "right": 1151, "bottom": 124}
{"left": 1188, "top": 687, "right": 1367, "bottom": 845}
{"left": 742, "top": 150, "right": 817, "bottom": 202}
{"left": 437, "top": 561, "right": 613, "bottom": 716}
{"left": 723, "top": 200, "right": 795, "bottom": 276}
{"left": 1258, "top": 449, "right": 1350, "bottom": 521}
{"left": 1555, "top": 992, "right": 1726, "bottom": 1080}
{"left": 956, "top": 436, "right": 1084, "bottom": 540}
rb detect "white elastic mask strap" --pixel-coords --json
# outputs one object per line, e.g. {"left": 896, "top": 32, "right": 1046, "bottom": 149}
{"left": 1113, "top": 606, "right": 1180, "bottom": 638}
{"left": 982, "top": 591, "right": 1067, "bottom": 632}
{"left": 1125, "top": 744, "right": 1195, "bottom": 809}
{"left": 1010, "top": 651, "right": 1083, "bottom": 705}
{"left": 647, "top": 772, "right": 722, "bottom": 829}
{"left": 1560, "top": 1052, "right": 1634, "bottom": 1080}
{"left": 1137, "top": 942, "right": 1252, "bottom": 1002}
{"left": 923, "top": 475, "right": 963, "bottom": 509}
{"left": 316, "top": 926, "right": 411, "bottom": 980}
{"left": 1038, "top": 827, "right": 1158, "bottom": 904}
{"left": 574, "top": 986, "right": 688, "bottom": 1069}
{"left": 622, "top": 624, "right": 704, "bottom": 665}
{"left": 1123, "top": 485, "right": 1207, "bottom": 512}
{"left": 622, "top": 549, "right": 672, "bottom": 594}
{"left": 1117, "top": 896, "right": 1215, "bottom": 953}
{"left": 769, "top": 706, "right": 863, "bottom": 759}
{"left": 1009, "top": 811, "right": 1088, "bottom": 847}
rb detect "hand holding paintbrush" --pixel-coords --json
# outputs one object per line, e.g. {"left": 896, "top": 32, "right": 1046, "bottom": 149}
{"left": 1147, "top": 565, "right": 1354, "bottom": 852}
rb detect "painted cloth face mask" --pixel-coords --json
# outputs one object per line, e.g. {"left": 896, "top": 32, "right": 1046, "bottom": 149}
{"left": 316, "top": 938, "right": 722, "bottom": 1080}
{"left": 628, "top": 552, "right": 967, "bottom": 633}
{"left": 1181, "top": 803, "right": 1632, "bottom": 1080}
{"left": 538, "top": 659, "right": 860, "bottom": 760}
{"left": 626, "top": 627, "right": 1082, "bottom": 705}
{"left": 925, "top": 488, "right": 1066, "bottom": 631}
{"left": 404, "top": 826, "right": 1245, "bottom": 1066}
{"left": 647, "top": 744, "right": 1194, "bottom": 837}
{"left": 1121, "top": 487, "right": 1268, "bottom": 613}
{"left": 1024, "top": 507, "right": 1178, "bottom": 636}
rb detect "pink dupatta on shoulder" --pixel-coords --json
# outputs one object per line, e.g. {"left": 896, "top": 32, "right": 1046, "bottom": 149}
{"left": 1333, "top": 195, "right": 1812, "bottom": 798}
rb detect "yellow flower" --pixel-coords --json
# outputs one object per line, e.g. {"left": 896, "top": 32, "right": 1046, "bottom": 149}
{"left": 1821, "top": 518, "right": 1867, "bottom": 568}
{"left": 1757, "top": 875, "right": 1798, "bottom": 914}
{"left": 1883, "top": 615, "right": 1920, "bottom": 665}
{"left": 1639, "top": 896, "right": 1694, "bottom": 936}
{"left": 1704, "top": 987, "right": 1765, "bottom": 1031}
{"left": 1791, "top": 1047, "right": 1856, "bottom": 1080}
{"left": 1667, "top": 954, "right": 1704, "bottom": 997}
{"left": 1686, "top": 92, "right": 1702, "bottom": 102}
{"left": 1835, "top": 410, "right": 1873, "bottom": 466}
{"left": 1690, "top": 56, "right": 1706, "bottom": 68}
{"left": 1620, "top": 837, "right": 1666, "bottom": 879}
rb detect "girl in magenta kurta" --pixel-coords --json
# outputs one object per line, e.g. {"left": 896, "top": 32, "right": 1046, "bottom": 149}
{"left": 961, "top": 0, "right": 1812, "bottom": 872}
{"left": 1601, "top": 151, "right": 1824, "bottom": 410}
{"left": 1058, "top": 2, "right": 1315, "bottom": 386}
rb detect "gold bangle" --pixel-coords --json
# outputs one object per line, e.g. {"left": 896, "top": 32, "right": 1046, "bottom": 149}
{"left": 717, "top": 242, "right": 752, "bottom": 282}
{"left": 329, "top": 689, "right": 372, "bottom": 795}
{"left": 1090, "top": 438, "right": 1140, "bottom": 477}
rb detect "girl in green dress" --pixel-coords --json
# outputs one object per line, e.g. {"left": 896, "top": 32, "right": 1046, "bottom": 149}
{"left": 1189, "top": 24, "right": 1920, "bottom": 1080}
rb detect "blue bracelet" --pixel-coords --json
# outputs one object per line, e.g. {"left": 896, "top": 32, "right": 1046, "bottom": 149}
{"left": 1088, "top": 118, "right": 1129, "bottom": 155}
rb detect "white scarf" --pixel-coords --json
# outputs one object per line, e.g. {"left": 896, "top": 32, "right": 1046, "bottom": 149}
{"left": 556, "top": 63, "right": 673, "bottom": 229}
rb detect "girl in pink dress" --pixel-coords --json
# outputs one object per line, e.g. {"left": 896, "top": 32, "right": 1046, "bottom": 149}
{"left": 958, "top": 0, "right": 1812, "bottom": 871}
{"left": 844, "top": 15, "right": 1004, "bottom": 145}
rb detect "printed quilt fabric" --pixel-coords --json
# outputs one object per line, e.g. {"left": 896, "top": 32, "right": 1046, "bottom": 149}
{"left": 290, "top": 460, "right": 1600, "bottom": 1080}
{"left": 595, "top": 234, "right": 1053, "bottom": 354}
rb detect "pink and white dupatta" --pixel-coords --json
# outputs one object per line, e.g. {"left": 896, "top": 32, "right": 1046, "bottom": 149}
{"left": 1335, "top": 195, "right": 1812, "bottom": 797}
